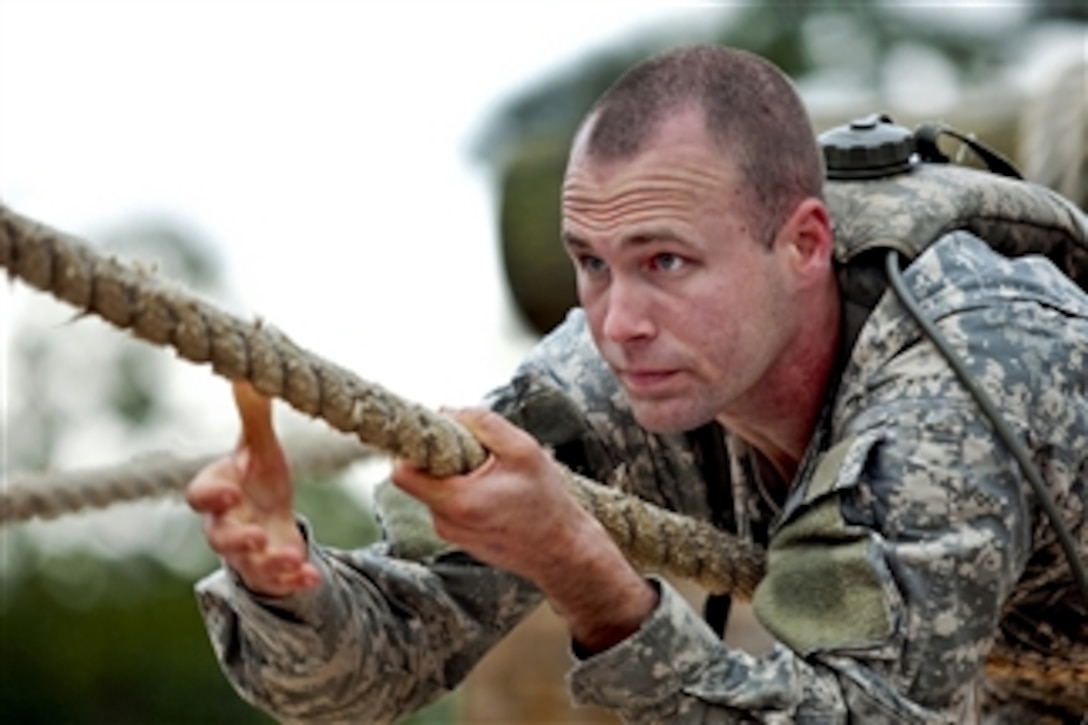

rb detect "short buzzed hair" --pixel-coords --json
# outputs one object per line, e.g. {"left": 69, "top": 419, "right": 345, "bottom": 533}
{"left": 582, "top": 45, "right": 825, "bottom": 245}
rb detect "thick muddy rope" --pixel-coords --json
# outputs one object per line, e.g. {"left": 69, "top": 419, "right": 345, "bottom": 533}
{"left": 0, "top": 203, "right": 764, "bottom": 599}
{"left": 2, "top": 435, "right": 374, "bottom": 524}
{"left": 3, "top": 204, "right": 1083, "bottom": 705}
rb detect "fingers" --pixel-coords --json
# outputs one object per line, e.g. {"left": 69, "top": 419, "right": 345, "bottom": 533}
{"left": 203, "top": 518, "right": 268, "bottom": 557}
{"left": 186, "top": 455, "right": 244, "bottom": 514}
{"left": 391, "top": 408, "right": 499, "bottom": 497}
{"left": 390, "top": 407, "right": 547, "bottom": 512}
{"left": 239, "top": 545, "right": 321, "bottom": 594}
{"left": 264, "top": 564, "right": 322, "bottom": 593}
{"left": 232, "top": 381, "right": 292, "bottom": 512}
{"left": 391, "top": 408, "right": 590, "bottom": 583}
{"left": 448, "top": 407, "right": 536, "bottom": 457}
{"left": 220, "top": 539, "right": 322, "bottom": 594}
{"left": 198, "top": 499, "right": 321, "bottom": 594}
{"left": 389, "top": 457, "right": 454, "bottom": 504}
{"left": 233, "top": 381, "right": 276, "bottom": 455}
{"left": 391, "top": 407, "right": 539, "bottom": 485}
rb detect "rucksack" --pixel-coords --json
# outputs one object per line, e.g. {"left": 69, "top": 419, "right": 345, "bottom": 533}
{"left": 821, "top": 113, "right": 1088, "bottom": 603}
{"left": 823, "top": 114, "right": 1088, "bottom": 320}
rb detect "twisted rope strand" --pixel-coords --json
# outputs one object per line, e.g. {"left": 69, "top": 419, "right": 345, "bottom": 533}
{"left": 1, "top": 206, "right": 480, "bottom": 476}
{"left": 3, "top": 203, "right": 1081, "bottom": 704}
{"left": 1, "top": 435, "right": 375, "bottom": 525}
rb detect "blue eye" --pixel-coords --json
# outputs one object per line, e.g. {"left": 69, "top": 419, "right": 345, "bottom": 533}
{"left": 652, "top": 253, "right": 685, "bottom": 272}
{"left": 578, "top": 255, "right": 608, "bottom": 275}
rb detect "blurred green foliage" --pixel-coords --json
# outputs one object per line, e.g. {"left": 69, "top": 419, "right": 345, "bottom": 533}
{"left": 1, "top": 549, "right": 270, "bottom": 724}
{"left": 0, "top": 470, "right": 460, "bottom": 723}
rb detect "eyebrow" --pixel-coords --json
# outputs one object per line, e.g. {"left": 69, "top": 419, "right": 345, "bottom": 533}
{"left": 562, "top": 232, "right": 590, "bottom": 251}
{"left": 562, "top": 229, "right": 691, "bottom": 251}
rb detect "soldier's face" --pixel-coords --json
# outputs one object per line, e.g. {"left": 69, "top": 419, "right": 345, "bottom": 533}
{"left": 561, "top": 108, "right": 801, "bottom": 433}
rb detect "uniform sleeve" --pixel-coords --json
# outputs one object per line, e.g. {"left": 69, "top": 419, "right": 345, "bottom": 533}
{"left": 568, "top": 578, "right": 847, "bottom": 722}
{"left": 196, "top": 515, "right": 543, "bottom": 723}
{"left": 568, "top": 396, "right": 1031, "bottom": 723}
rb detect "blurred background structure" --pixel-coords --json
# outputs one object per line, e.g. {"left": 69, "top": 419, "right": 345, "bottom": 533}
{"left": 1, "top": 1, "right": 1084, "bottom": 722}
{"left": 482, "top": 0, "right": 1087, "bottom": 335}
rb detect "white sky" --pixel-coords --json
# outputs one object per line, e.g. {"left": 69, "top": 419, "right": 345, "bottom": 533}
{"left": 0, "top": 0, "right": 721, "bottom": 425}
{"left": 0, "top": 0, "right": 723, "bottom": 555}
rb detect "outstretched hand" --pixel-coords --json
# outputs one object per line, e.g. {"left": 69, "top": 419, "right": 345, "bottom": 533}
{"left": 186, "top": 382, "right": 321, "bottom": 597}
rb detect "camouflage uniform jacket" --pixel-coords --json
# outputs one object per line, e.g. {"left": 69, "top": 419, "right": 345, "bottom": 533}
{"left": 196, "top": 231, "right": 1088, "bottom": 723}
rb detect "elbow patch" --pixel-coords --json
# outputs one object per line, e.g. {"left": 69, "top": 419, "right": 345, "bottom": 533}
{"left": 753, "top": 434, "right": 897, "bottom": 656}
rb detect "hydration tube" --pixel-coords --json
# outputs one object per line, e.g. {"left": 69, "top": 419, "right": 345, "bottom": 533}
{"left": 884, "top": 249, "right": 1088, "bottom": 603}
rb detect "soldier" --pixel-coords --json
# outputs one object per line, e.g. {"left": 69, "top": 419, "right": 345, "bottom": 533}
{"left": 187, "top": 46, "right": 1088, "bottom": 722}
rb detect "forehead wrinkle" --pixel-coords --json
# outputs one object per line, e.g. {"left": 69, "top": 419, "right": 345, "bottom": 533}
{"left": 564, "top": 193, "right": 690, "bottom": 229}
{"left": 563, "top": 162, "right": 731, "bottom": 216}
{"left": 563, "top": 185, "right": 721, "bottom": 243}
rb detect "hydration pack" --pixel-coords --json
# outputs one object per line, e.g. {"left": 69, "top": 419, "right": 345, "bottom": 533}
{"left": 819, "top": 114, "right": 1088, "bottom": 605}
{"left": 820, "top": 114, "right": 1088, "bottom": 318}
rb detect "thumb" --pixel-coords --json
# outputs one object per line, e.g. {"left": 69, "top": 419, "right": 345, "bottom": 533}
{"left": 232, "top": 381, "right": 291, "bottom": 510}
{"left": 234, "top": 381, "right": 277, "bottom": 454}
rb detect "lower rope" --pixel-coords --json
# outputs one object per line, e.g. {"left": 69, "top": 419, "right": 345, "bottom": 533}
{"left": 1, "top": 434, "right": 375, "bottom": 524}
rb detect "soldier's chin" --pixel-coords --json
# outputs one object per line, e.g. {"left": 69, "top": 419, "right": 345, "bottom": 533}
{"left": 629, "top": 400, "right": 709, "bottom": 435}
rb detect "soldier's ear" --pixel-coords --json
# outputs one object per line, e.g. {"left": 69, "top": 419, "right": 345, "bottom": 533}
{"left": 779, "top": 198, "right": 833, "bottom": 269}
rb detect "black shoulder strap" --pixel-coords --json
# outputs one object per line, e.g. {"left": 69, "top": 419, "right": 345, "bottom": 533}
{"left": 913, "top": 121, "right": 1023, "bottom": 180}
{"left": 688, "top": 422, "right": 735, "bottom": 637}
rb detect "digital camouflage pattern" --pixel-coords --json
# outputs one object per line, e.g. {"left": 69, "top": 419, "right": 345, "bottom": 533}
{"left": 196, "top": 165, "right": 1088, "bottom": 722}
{"left": 826, "top": 163, "right": 1088, "bottom": 289}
